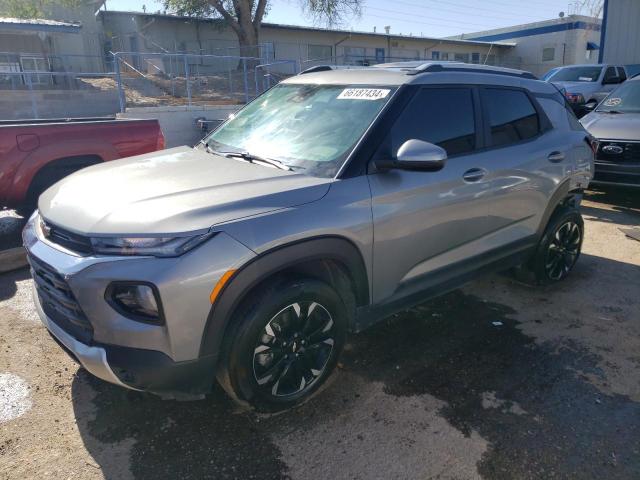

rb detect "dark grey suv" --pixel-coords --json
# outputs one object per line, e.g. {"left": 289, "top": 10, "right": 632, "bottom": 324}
{"left": 24, "top": 62, "right": 594, "bottom": 410}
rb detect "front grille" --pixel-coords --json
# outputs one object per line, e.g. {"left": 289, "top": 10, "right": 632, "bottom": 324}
{"left": 28, "top": 254, "right": 93, "bottom": 344}
{"left": 596, "top": 141, "right": 640, "bottom": 163}
{"left": 41, "top": 219, "right": 93, "bottom": 255}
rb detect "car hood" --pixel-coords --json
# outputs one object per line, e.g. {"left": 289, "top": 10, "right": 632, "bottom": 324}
{"left": 580, "top": 111, "right": 640, "bottom": 140}
{"left": 551, "top": 81, "right": 599, "bottom": 94}
{"left": 39, "top": 146, "right": 332, "bottom": 235}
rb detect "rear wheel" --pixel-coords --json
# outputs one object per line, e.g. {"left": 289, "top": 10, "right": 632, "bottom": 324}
{"left": 217, "top": 277, "right": 347, "bottom": 411}
{"left": 518, "top": 207, "right": 584, "bottom": 285}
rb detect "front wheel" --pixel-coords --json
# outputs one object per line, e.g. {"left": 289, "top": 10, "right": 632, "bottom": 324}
{"left": 217, "top": 277, "right": 347, "bottom": 411}
{"left": 522, "top": 207, "right": 584, "bottom": 285}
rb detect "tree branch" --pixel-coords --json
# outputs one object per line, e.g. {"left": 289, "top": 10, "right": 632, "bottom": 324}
{"left": 209, "top": 0, "right": 241, "bottom": 33}
{"left": 253, "top": 0, "right": 268, "bottom": 27}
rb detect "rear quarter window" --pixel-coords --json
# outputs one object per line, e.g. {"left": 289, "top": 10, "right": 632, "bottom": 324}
{"left": 482, "top": 88, "right": 540, "bottom": 147}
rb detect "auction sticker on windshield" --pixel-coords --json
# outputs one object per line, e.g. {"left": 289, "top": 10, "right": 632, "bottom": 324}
{"left": 337, "top": 88, "right": 391, "bottom": 100}
{"left": 604, "top": 97, "right": 622, "bottom": 107}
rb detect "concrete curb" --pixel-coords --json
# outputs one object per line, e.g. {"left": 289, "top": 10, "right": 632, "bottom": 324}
{"left": 0, "top": 247, "right": 28, "bottom": 273}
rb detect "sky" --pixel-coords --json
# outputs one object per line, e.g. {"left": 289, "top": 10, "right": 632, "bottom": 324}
{"left": 103, "top": 0, "right": 600, "bottom": 38}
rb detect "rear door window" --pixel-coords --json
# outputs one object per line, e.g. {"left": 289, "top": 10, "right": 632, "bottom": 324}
{"left": 604, "top": 66, "right": 618, "bottom": 82}
{"left": 389, "top": 87, "right": 477, "bottom": 156}
{"left": 617, "top": 67, "right": 627, "bottom": 82}
{"left": 482, "top": 88, "right": 540, "bottom": 147}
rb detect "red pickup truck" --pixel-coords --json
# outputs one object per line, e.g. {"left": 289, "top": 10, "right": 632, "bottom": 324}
{"left": 0, "top": 117, "right": 164, "bottom": 211}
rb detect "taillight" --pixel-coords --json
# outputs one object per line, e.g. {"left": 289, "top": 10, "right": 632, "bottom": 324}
{"left": 157, "top": 131, "right": 165, "bottom": 150}
{"left": 565, "top": 92, "right": 585, "bottom": 104}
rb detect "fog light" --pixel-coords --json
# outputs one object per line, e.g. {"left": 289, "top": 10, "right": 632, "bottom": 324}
{"left": 108, "top": 283, "right": 163, "bottom": 323}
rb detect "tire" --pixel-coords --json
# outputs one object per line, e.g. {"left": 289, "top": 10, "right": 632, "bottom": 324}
{"left": 217, "top": 277, "right": 348, "bottom": 411}
{"left": 519, "top": 206, "right": 584, "bottom": 286}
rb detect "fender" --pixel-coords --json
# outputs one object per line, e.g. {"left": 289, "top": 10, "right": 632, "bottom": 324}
{"left": 9, "top": 140, "right": 117, "bottom": 204}
{"left": 535, "top": 179, "right": 579, "bottom": 238}
{"left": 199, "top": 236, "right": 370, "bottom": 358}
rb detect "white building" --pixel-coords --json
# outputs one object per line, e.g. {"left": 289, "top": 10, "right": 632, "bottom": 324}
{"left": 97, "top": 11, "right": 516, "bottom": 72}
{"left": 449, "top": 15, "right": 602, "bottom": 77}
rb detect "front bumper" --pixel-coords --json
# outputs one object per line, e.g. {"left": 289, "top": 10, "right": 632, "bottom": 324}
{"left": 25, "top": 212, "right": 256, "bottom": 395}
{"left": 33, "top": 284, "right": 132, "bottom": 389}
{"left": 592, "top": 161, "right": 640, "bottom": 188}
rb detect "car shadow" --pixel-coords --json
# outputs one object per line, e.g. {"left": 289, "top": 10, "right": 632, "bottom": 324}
{"left": 72, "top": 253, "right": 640, "bottom": 480}
{"left": 585, "top": 186, "right": 640, "bottom": 211}
{"left": 0, "top": 209, "right": 27, "bottom": 251}
{"left": 0, "top": 267, "right": 31, "bottom": 302}
{"left": 582, "top": 187, "right": 640, "bottom": 228}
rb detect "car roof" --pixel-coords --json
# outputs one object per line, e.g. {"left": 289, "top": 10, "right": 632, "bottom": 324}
{"left": 283, "top": 62, "right": 557, "bottom": 95}
{"left": 555, "top": 64, "right": 612, "bottom": 68}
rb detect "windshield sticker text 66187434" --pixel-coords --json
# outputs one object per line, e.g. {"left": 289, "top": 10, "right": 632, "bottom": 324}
{"left": 337, "top": 88, "right": 391, "bottom": 100}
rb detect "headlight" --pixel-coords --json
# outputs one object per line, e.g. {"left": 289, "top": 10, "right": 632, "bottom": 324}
{"left": 90, "top": 231, "right": 215, "bottom": 257}
{"left": 22, "top": 210, "right": 39, "bottom": 249}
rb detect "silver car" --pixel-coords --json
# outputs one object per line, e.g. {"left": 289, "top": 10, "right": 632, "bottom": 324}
{"left": 23, "top": 62, "right": 594, "bottom": 410}
{"left": 546, "top": 63, "right": 628, "bottom": 111}
{"left": 581, "top": 75, "right": 640, "bottom": 188}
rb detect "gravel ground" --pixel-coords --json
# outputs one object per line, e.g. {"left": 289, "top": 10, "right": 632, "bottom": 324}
{"left": 0, "top": 188, "right": 639, "bottom": 480}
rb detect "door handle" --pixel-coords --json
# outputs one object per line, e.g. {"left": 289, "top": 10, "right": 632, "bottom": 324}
{"left": 462, "top": 168, "right": 486, "bottom": 182}
{"left": 548, "top": 151, "right": 565, "bottom": 163}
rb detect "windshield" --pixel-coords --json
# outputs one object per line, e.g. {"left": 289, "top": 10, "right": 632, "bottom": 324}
{"left": 597, "top": 81, "right": 640, "bottom": 113}
{"left": 205, "top": 84, "right": 396, "bottom": 177}
{"left": 542, "top": 68, "right": 559, "bottom": 81}
{"left": 549, "top": 66, "right": 603, "bottom": 82}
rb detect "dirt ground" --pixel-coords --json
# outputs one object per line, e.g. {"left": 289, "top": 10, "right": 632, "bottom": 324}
{"left": 0, "top": 188, "right": 639, "bottom": 480}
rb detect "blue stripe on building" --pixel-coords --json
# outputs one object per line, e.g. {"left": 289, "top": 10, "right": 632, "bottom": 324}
{"left": 466, "top": 21, "right": 601, "bottom": 42}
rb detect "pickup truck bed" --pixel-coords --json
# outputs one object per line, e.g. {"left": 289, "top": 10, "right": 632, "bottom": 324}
{"left": 0, "top": 117, "right": 164, "bottom": 210}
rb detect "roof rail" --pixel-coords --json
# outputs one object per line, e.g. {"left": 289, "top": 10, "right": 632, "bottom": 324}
{"left": 299, "top": 65, "right": 334, "bottom": 74}
{"left": 374, "top": 61, "right": 537, "bottom": 80}
{"left": 414, "top": 63, "right": 537, "bottom": 79}
{"left": 298, "top": 65, "right": 370, "bottom": 75}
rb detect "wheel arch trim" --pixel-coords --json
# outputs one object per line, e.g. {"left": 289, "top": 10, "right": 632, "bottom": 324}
{"left": 199, "top": 235, "right": 370, "bottom": 358}
{"left": 536, "top": 179, "right": 582, "bottom": 238}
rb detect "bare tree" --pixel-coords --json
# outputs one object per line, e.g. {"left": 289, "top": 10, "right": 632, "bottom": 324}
{"left": 163, "top": 0, "right": 362, "bottom": 58}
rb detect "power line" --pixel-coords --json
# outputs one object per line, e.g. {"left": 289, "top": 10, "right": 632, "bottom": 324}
{"left": 366, "top": 6, "right": 520, "bottom": 29}
{"left": 394, "top": 0, "right": 564, "bottom": 19}
{"left": 387, "top": 0, "right": 555, "bottom": 21}
{"left": 364, "top": 12, "right": 511, "bottom": 33}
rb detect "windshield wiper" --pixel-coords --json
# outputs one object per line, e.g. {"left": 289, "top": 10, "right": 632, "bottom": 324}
{"left": 205, "top": 144, "right": 299, "bottom": 171}
{"left": 597, "top": 110, "right": 624, "bottom": 114}
{"left": 222, "top": 151, "right": 294, "bottom": 171}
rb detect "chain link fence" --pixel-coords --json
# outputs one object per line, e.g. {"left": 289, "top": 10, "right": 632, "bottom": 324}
{"left": 0, "top": 51, "right": 302, "bottom": 119}
{"left": 1, "top": 48, "right": 553, "bottom": 120}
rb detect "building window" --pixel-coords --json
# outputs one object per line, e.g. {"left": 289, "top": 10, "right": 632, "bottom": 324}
{"left": 344, "top": 46, "right": 367, "bottom": 65}
{"left": 263, "top": 42, "right": 275, "bottom": 60}
{"left": 20, "top": 56, "right": 50, "bottom": 85}
{"left": 471, "top": 53, "right": 480, "bottom": 64}
{"left": 441, "top": 52, "right": 449, "bottom": 61}
{"left": 432, "top": 51, "right": 440, "bottom": 60}
{"left": 542, "top": 47, "right": 555, "bottom": 62}
{"left": 308, "top": 44, "right": 332, "bottom": 61}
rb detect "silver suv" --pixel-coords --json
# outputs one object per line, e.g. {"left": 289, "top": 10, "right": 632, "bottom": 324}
{"left": 23, "top": 62, "right": 594, "bottom": 410}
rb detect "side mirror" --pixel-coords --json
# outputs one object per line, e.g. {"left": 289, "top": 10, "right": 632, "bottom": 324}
{"left": 375, "top": 139, "right": 447, "bottom": 172}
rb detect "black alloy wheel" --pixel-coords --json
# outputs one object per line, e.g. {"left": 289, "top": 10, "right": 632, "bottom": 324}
{"left": 253, "top": 301, "right": 335, "bottom": 397}
{"left": 544, "top": 220, "right": 582, "bottom": 281}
